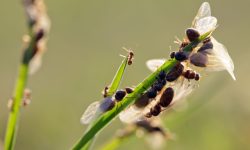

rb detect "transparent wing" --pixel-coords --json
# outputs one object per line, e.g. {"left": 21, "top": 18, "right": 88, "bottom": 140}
{"left": 119, "top": 106, "right": 144, "bottom": 124}
{"left": 170, "top": 78, "right": 197, "bottom": 111}
{"left": 192, "top": 2, "right": 211, "bottom": 27}
{"left": 146, "top": 59, "right": 166, "bottom": 72}
{"left": 194, "top": 16, "right": 217, "bottom": 34}
{"left": 205, "top": 37, "right": 236, "bottom": 80}
{"left": 119, "top": 87, "right": 166, "bottom": 124}
{"left": 80, "top": 101, "right": 102, "bottom": 124}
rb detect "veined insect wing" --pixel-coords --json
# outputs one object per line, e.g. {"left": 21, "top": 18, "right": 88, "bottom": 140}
{"left": 203, "top": 37, "right": 236, "bottom": 80}
{"left": 80, "top": 97, "right": 115, "bottom": 125}
{"left": 170, "top": 77, "right": 197, "bottom": 110}
{"left": 119, "top": 92, "right": 152, "bottom": 123}
{"left": 194, "top": 16, "right": 217, "bottom": 35}
{"left": 119, "top": 105, "right": 144, "bottom": 124}
{"left": 192, "top": 2, "right": 211, "bottom": 27}
{"left": 192, "top": 2, "right": 217, "bottom": 35}
{"left": 80, "top": 101, "right": 102, "bottom": 124}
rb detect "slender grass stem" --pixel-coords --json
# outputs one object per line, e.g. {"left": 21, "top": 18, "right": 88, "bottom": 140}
{"left": 4, "top": 0, "right": 50, "bottom": 148}
{"left": 71, "top": 31, "right": 212, "bottom": 150}
{"left": 4, "top": 64, "right": 29, "bottom": 150}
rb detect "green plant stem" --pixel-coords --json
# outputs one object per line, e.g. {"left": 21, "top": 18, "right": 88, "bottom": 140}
{"left": 71, "top": 31, "right": 212, "bottom": 150}
{"left": 4, "top": 64, "right": 29, "bottom": 150}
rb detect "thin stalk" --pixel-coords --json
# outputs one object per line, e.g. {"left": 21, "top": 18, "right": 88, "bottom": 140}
{"left": 4, "top": 31, "right": 36, "bottom": 150}
{"left": 4, "top": 1, "right": 49, "bottom": 149}
{"left": 4, "top": 64, "right": 29, "bottom": 150}
{"left": 71, "top": 31, "right": 212, "bottom": 150}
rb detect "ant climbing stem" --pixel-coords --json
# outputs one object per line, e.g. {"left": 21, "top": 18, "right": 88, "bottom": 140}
{"left": 102, "top": 86, "right": 109, "bottom": 98}
{"left": 120, "top": 47, "right": 134, "bottom": 65}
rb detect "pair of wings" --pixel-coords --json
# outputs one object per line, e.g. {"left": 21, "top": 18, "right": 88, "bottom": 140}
{"left": 191, "top": 2, "right": 235, "bottom": 80}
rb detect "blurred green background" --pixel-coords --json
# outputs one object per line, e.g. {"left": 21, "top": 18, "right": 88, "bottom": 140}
{"left": 0, "top": 0, "right": 249, "bottom": 150}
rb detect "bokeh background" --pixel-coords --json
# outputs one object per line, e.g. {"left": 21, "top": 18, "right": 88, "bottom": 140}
{"left": 0, "top": 0, "right": 249, "bottom": 150}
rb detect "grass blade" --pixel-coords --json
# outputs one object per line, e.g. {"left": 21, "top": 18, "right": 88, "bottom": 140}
{"left": 82, "top": 55, "right": 129, "bottom": 150}
{"left": 106, "top": 56, "right": 128, "bottom": 97}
